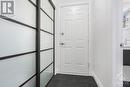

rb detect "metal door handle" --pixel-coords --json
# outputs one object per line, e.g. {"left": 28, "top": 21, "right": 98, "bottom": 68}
{"left": 60, "top": 42, "right": 65, "bottom": 45}
{"left": 120, "top": 43, "right": 124, "bottom": 47}
{"left": 61, "top": 32, "right": 64, "bottom": 36}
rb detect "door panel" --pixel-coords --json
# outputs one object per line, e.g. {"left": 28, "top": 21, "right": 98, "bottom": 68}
{"left": 0, "top": 19, "right": 35, "bottom": 58}
{"left": 40, "top": 50, "right": 53, "bottom": 71}
{"left": 40, "top": 64, "right": 53, "bottom": 87}
{"left": 41, "top": 0, "right": 54, "bottom": 19}
{"left": 22, "top": 77, "right": 36, "bottom": 87}
{"left": 0, "top": 53, "right": 36, "bottom": 87}
{"left": 60, "top": 4, "right": 89, "bottom": 76}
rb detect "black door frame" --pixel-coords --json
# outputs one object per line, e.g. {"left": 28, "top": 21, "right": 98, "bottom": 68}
{"left": 36, "top": 0, "right": 56, "bottom": 87}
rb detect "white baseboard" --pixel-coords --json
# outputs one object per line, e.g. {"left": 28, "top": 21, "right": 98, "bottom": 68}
{"left": 90, "top": 72, "right": 104, "bottom": 87}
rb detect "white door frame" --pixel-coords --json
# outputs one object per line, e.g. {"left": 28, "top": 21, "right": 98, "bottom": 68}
{"left": 55, "top": 1, "right": 93, "bottom": 76}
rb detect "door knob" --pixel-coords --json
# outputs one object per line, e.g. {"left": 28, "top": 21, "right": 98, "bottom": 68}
{"left": 61, "top": 32, "right": 64, "bottom": 35}
{"left": 60, "top": 42, "right": 65, "bottom": 45}
{"left": 120, "top": 43, "right": 124, "bottom": 47}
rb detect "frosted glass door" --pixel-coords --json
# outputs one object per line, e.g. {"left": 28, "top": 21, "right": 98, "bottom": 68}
{"left": 40, "top": 0, "right": 55, "bottom": 87}
{"left": 0, "top": 0, "right": 36, "bottom": 87}
{"left": 0, "top": 0, "right": 55, "bottom": 87}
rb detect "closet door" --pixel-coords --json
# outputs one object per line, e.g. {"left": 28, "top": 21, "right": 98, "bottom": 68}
{"left": 0, "top": 0, "right": 55, "bottom": 87}
{"left": 40, "top": 0, "right": 55, "bottom": 87}
{"left": 0, "top": 0, "right": 36, "bottom": 87}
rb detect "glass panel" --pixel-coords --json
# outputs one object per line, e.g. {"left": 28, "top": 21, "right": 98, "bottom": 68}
{"left": 40, "top": 64, "right": 53, "bottom": 87}
{"left": 22, "top": 77, "right": 36, "bottom": 87}
{"left": 0, "top": 53, "right": 36, "bottom": 87}
{"left": 41, "top": 0, "right": 54, "bottom": 19}
{"left": 40, "top": 31, "right": 53, "bottom": 50}
{"left": 41, "top": 11, "right": 53, "bottom": 33}
{"left": 40, "top": 50, "right": 53, "bottom": 71}
{"left": 7, "top": 0, "right": 36, "bottom": 27}
{"left": 0, "top": 19, "right": 35, "bottom": 58}
{"left": 40, "top": 1, "right": 54, "bottom": 87}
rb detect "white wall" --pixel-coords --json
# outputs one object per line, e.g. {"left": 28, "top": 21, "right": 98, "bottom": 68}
{"left": 93, "top": 0, "right": 123, "bottom": 87}
{"left": 93, "top": 0, "right": 113, "bottom": 87}
{"left": 112, "top": 0, "right": 123, "bottom": 87}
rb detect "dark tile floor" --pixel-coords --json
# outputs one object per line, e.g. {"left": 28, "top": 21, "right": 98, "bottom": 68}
{"left": 123, "top": 81, "right": 130, "bottom": 87}
{"left": 46, "top": 74, "right": 98, "bottom": 87}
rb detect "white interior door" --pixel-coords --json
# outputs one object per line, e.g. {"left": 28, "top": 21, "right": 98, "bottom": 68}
{"left": 60, "top": 4, "right": 89, "bottom": 76}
